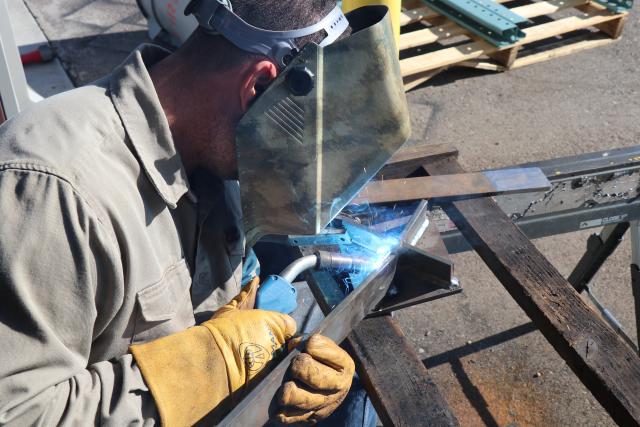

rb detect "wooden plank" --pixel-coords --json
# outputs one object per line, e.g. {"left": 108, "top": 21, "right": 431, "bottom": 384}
{"left": 378, "top": 143, "right": 458, "bottom": 179}
{"left": 512, "top": 0, "right": 588, "bottom": 18}
{"left": 458, "top": 59, "right": 505, "bottom": 71}
{"left": 401, "top": 41, "right": 489, "bottom": 76}
{"left": 355, "top": 167, "right": 550, "bottom": 204}
{"left": 388, "top": 143, "right": 458, "bottom": 166}
{"left": 403, "top": 68, "right": 446, "bottom": 91}
{"left": 594, "top": 14, "right": 627, "bottom": 38}
{"left": 598, "top": 14, "right": 627, "bottom": 39}
{"left": 400, "top": 5, "right": 624, "bottom": 77}
{"left": 399, "top": 0, "right": 585, "bottom": 52}
{"left": 402, "top": 0, "right": 425, "bottom": 8}
{"left": 488, "top": 46, "right": 520, "bottom": 68}
{"left": 401, "top": 6, "right": 438, "bottom": 26}
{"left": 467, "top": 35, "right": 616, "bottom": 72}
{"left": 576, "top": 3, "right": 629, "bottom": 38}
{"left": 346, "top": 316, "right": 460, "bottom": 427}
{"left": 423, "top": 156, "right": 640, "bottom": 427}
{"left": 400, "top": 22, "right": 464, "bottom": 50}
{"left": 510, "top": 36, "right": 614, "bottom": 69}
{"left": 519, "top": 10, "right": 625, "bottom": 45}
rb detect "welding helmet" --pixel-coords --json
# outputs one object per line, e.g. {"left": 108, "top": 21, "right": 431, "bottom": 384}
{"left": 186, "top": 1, "right": 410, "bottom": 246}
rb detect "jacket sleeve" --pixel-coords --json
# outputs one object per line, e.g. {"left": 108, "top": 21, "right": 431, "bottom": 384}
{"left": 0, "top": 168, "right": 158, "bottom": 425}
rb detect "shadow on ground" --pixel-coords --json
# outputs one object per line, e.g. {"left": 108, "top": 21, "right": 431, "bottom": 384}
{"left": 47, "top": 32, "right": 151, "bottom": 86}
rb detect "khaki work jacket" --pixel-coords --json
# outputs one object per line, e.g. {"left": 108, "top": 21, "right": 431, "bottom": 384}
{"left": 0, "top": 45, "right": 249, "bottom": 425}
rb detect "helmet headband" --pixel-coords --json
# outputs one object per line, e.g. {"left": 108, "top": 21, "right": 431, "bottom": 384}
{"left": 186, "top": 0, "right": 349, "bottom": 67}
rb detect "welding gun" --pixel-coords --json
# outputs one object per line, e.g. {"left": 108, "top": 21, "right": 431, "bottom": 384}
{"left": 256, "top": 251, "right": 370, "bottom": 313}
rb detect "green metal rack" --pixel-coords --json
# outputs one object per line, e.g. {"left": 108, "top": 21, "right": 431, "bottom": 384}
{"left": 420, "top": 0, "right": 528, "bottom": 46}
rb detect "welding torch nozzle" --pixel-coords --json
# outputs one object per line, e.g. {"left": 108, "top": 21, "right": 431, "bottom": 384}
{"left": 315, "top": 250, "right": 370, "bottom": 274}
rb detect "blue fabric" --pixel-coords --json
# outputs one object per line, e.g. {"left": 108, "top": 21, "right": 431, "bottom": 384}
{"left": 268, "top": 374, "right": 377, "bottom": 427}
{"left": 317, "top": 374, "right": 377, "bottom": 427}
{"left": 241, "top": 247, "right": 261, "bottom": 285}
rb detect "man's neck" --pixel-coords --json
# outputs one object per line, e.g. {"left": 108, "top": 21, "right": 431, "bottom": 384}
{"left": 149, "top": 51, "right": 244, "bottom": 180}
{"left": 150, "top": 58, "right": 203, "bottom": 174}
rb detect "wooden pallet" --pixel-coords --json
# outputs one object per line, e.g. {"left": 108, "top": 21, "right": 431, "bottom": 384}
{"left": 399, "top": 0, "right": 629, "bottom": 90}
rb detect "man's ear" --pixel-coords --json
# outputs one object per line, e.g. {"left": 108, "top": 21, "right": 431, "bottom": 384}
{"left": 240, "top": 60, "right": 278, "bottom": 112}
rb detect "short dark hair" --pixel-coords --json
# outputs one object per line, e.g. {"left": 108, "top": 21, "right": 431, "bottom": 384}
{"left": 229, "top": 0, "right": 337, "bottom": 48}
{"left": 179, "top": 0, "right": 347, "bottom": 71}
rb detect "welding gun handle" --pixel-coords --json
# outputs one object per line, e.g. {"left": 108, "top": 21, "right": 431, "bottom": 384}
{"left": 255, "top": 275, "right": 298, "bottom": 314}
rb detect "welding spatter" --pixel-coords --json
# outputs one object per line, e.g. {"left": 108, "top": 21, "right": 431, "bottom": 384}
{"left": 255, "top": 251, "right": 371, "bottom": 314}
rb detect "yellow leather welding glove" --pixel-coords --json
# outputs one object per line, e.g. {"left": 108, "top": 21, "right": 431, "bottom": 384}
{"left": 216, "top": 275, "right": 260, "bottom": 313}
{"left": 276, "top": 334, "right": 355, "bottom": 425}
{"left": 130, "top": 277, "right": 296, "bottom": 427}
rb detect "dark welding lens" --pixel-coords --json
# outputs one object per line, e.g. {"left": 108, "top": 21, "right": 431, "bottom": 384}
{"left": 287, "top": 66, "right": 315, "bottom": 96}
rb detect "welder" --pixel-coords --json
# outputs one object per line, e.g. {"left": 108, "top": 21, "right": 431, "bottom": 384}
{"left": 0, "top": 0, "right": 408, "bottom": 425}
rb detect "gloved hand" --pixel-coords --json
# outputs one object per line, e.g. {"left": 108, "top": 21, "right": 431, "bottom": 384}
{"left": 217, "top": 275, "right": 260, "bottom": 313}
{"left": 276, "top": 334, "right": 355, "bottom": 425}
{"left": 130, "top": 278, "right": 297, "bottom": 426}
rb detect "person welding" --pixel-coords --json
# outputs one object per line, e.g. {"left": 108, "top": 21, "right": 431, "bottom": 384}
{"left": 0, "top": 0, "right": 408, "bottom": 425}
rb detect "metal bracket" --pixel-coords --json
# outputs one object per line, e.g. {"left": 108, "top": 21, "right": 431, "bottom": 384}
{"left": 287, "top": 231, "right": 352, "bottom": 247}
{"left": 295, "top": 201, "right": 458, "bottom": 315}
{"left": 568, "top": 222, "right": 630, "bottom": 292}
{"left": 420, "top": 0, "right": 528, "bottom": 46}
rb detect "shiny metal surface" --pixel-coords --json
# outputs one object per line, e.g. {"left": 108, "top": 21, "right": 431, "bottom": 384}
{"left": 218, "top": 256, "right": 397, "bottom": 426}
{"left": 280, "top": 254, "right": 318, "bottom": 282}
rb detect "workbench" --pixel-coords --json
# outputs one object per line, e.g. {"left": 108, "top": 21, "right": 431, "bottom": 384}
{"left": 226, "top": 143, "right": 640, "bottom": 426}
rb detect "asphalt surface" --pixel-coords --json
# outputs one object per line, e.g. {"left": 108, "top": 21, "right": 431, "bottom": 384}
{"left": 19, "top": 1, "right": 640, "bottom": 425}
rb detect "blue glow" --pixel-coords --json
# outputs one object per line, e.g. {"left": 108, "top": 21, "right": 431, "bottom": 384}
{"left": 330, "top": 201, "right": 421, "bottom": 293}
{"left": 335, "top": 230, "right": 399, "bottom": 290}
{"left": 376, "top": 245, "right": 390, "bottom": 255}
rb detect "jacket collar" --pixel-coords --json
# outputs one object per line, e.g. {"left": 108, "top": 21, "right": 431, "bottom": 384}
{"left": 109, "top": 44, "right": 190, "bottom": 209}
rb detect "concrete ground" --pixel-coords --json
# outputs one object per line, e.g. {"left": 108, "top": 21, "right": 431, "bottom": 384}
{"left": 13, "top": 0, "right": 640, "bottom": 425}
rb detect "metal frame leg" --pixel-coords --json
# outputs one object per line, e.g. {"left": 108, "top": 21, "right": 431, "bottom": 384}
{"left": 0, "top": 0, "right": 31, "bottom": 119}
{"left": 568, "top": 222, "right": 630, "bottom": 292}
{"left": 567, "top": 222, "right": 639, "bottom": 352}
{"left": 630, "top": 220, "right": 640, "bottom": 354}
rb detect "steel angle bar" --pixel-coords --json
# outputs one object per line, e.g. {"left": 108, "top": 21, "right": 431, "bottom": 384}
{"left": 517, "top": 145, "right": 640, "bottom": 179}
{"left": 427, "top": 146, "right": 640, "bottom": 254}
{"left": 297, "top": 201, "right": 457, "bottom": 317}
{"left": 374, "top": 201, "right": 458, "bottom": 314}
{"left": 352, "top": 167, "right": 550, "bottom": 204}
{"left": 420, "top": 0, "right": 528, "bottom": 46}
{"left": 218, "top": 257, "right": 397, "bottom": 426}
